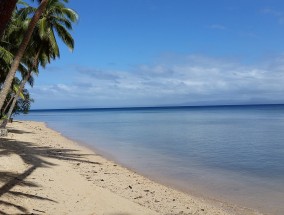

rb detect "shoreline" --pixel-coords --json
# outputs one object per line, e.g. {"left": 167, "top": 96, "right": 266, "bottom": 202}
{"left": 44, "top": 122, "right": 224, "bottom": 207}
{"left": 42, "top": 122, "right": 241, "bottom": 211}
{"left": 61, "top": 132, "right": 230, "bottom": 207}
{"left": 43, "top": 122, "right": 274, "bottom": 215}
{"left": 0, "top": 120, "right": 263, "bottom": 214}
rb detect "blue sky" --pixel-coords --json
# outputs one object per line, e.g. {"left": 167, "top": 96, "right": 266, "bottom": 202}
{"left": 28, "top": 0, "right": 284, "bottom": 108}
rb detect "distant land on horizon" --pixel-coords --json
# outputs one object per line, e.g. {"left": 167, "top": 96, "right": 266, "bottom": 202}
{"left": 29, "top": 103, "right": 284, "bottom": 112}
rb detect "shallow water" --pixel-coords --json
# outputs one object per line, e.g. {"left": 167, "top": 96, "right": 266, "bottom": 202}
{"left": 17, "top": 105, "right": 284, "bottom": 214}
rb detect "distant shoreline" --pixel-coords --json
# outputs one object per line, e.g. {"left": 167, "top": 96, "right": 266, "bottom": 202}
{"left": 30, "top": 103, "right": 284, "bottom": 112}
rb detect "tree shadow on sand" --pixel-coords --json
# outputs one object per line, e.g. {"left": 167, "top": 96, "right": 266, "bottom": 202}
{"left": 7, "top": 128, "right": 34, "bottom": 134}
{"left": 0, "top": 135, "right": 101, "bottom": 214}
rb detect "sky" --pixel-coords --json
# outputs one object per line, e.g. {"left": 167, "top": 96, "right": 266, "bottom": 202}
{"left": 27, "top": 0, "right": 284, "bottom": 109}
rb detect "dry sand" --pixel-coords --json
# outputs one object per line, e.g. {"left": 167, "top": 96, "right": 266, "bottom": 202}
{"left": 0, "top": 121, "right": 264, "bottom": 215}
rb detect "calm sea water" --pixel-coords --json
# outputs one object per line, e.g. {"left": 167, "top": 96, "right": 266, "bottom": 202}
{"left": 17, "top": 105, "right": 284, "bottom": 214}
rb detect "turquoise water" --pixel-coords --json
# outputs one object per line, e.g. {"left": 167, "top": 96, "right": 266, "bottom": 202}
{"left": 17, "top": 105, "right": 284, "bottom": 214}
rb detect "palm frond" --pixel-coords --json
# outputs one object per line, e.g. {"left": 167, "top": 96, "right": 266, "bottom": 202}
{"left": 13, "top": 85, "right": 25, "bottom": 100}
{"left": 37, "top": 17, "right": 48, "bottom": 39}
{"left": 53, "top": 22, "right": 74, "bottom": 51}
{"left": 61, "top": 8, "right": 79, "bottom": 22}
{"left": 17, "top": 0, "right": 30, "bottom": 7}
{"left": 17, "top": 7, "right": 36, "bottom": 20}
{"left": 17, "top": 63, "right": 29, "bottom": 79}
{"left": 27, "top": 75, "right": 35, "bottom": 87}
{"left": 49, "top": 30, "right": 60, "bottom": 57}
{"left": 51, "top": 15, "right": 72, "bottom": 29}
{"left": 0, "top": 47, "right": 14, "bottom": 65}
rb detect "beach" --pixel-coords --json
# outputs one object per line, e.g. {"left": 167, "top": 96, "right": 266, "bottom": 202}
{"left": 0, "top": 121, "right": 262, "bottom": 215}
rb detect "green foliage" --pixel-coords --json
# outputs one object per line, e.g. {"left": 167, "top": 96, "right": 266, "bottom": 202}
{"left": 0, "top": 77, "right": 33, "bottom": 117}
{"left": 0, "top": 0, "right": 78, "bottom": 117}
{"left": 1, "top": 115, "right": 8, "bottom": 120}
{"left": 20, "top": 0, "right": 78, "bottom": 58}
{"left": 13, "top": 84, "right": 25, "bottom": 99}
{"left": 13, "top": 88, "right": 34, "bottom": 115}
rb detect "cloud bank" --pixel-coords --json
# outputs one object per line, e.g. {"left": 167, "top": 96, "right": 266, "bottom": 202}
{"left": 31, "top": 54, "right": 284, "bottom": 109}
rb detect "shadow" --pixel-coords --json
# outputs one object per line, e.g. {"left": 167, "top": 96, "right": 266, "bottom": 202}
{"left": 0, "top": 171, "right": 38, "bottom": 188}
{"left": 0, "top": 166, "right": 39, "bottom": 196}
{"left": 0, "top": 200, "right": 28, "bottom": 213}
{"left": 0, "top": 138, "right": 101, "bottom": 166}
{"left": 0, "top": 134, "right": 101, "bottom": 213}
{"left": 7, "top": 128, "right": 34, "bottom": 134}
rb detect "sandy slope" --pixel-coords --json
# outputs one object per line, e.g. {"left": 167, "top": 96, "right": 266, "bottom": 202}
{"left": 0, "top": 121, "right": 263, "bottom": 215}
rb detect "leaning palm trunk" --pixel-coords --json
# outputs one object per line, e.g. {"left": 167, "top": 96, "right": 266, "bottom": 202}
{"left": 0, "top": 72, "right": 30, "bottom": 128}
{"left": 2, "top": 95, "right": 14, "bottom": 116}
{"left": 0, "top": 0, "right": 48, "bottom": 111}
{"left": 1, "top": 47, "right": 40, "bottom": 128}
{"left": 0, "top": 0, "right": 18, "bottom": 37}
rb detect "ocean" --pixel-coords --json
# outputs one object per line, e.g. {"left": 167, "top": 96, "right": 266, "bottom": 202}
{"left": 16, "top": 104, "right": 284, "bottom": 214}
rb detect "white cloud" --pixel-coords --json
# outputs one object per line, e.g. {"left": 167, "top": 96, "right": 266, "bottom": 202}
{"left": 31, "top": 54, "right": 284, "bottom": 108}
{"left": 208, "top": 24, "right": 226, "bottom": 30}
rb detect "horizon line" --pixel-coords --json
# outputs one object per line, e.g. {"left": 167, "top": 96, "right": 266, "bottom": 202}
{"left": 30, "top": 103, "right": 284, "bottom": 112}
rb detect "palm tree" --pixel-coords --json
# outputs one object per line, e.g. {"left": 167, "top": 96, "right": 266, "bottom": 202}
{"left": 1, "top": 77, "right": 28, "bottom": 116}
{"left": 0, "top": 0, "right": 48, "bottom": 111}
{"left": 0, "top": 74, "right": 34, "bottom": 128}
{"left": 22, "top": 0, "right": 79, "bottom": 55}
{"left": 0, "top": 6, "right": 32, "bottom": 117}
{"left": 0, "top": 0, "right": 78, "bottom": 127}
{"left": 1, "top": 51, "right": 40, "bottom": 128}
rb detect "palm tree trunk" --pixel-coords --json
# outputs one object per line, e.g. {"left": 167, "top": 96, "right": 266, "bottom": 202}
{"left": 0, "top": 0, "right": 18, "bottom": 37}
{"left": 0, "top": 0, "right": 48, "bottom": 111}
{"left": 2, "top": 95, "right": 14, "bottom": 116}
{"left": 8, "top": 72, "right": 30, "bottom": 119}
{"left": 0, "top": 72, "right": 31, "bottom": 128}
{"left": 1, "top": 48, "right": 40, "bottom": 128}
